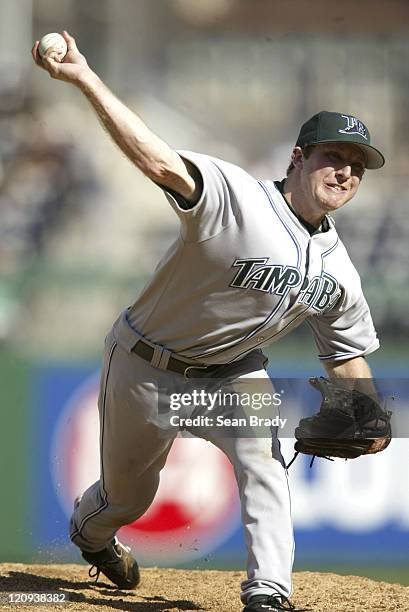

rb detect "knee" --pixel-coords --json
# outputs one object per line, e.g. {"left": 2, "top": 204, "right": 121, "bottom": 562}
{"left": 105, "top": 472, "right": 160, "bottom": 518}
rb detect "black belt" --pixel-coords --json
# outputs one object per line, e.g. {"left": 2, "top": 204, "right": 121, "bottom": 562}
{"left": 131, "top": 340, "right": 212, "bottom": 378}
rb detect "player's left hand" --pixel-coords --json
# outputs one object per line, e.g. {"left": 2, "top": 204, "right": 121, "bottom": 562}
{"left": 31, "top": 31, "right": 91, "bottom": 85}
{"left": 293, "top": 376, "right": 392, "bottom": 462}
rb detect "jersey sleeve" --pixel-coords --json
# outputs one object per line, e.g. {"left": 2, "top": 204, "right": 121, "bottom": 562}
{"left": 307, "top": 290, "right": 380, "bottom": 361}
{"left": 162, "top": 150, "right": 246, "bottom": 242}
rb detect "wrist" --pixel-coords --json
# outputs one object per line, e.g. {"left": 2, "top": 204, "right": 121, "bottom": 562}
{"left": 75, "top": 67, "right": 101, "bottom": 91}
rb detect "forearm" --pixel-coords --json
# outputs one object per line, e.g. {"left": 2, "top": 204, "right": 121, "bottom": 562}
{"left": 324, "top": 355, "right": 372, "bottom": 379}
{"left": 324, "top": 356, "right": 377, "bottom": 398}
{"left": 33, "top": 32, "right": 197, "bottom": 199}
{"left": 76, "top": 70, "right": 190, "bottom": 191}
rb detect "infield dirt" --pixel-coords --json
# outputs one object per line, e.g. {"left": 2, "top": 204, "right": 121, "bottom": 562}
{"left": 0, "top": 565, "right": 407, "bottom": 611}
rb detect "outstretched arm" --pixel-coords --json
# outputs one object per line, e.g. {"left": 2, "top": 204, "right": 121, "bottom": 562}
{"left": 31, "top": 31, "right": 202, "bottom": 203}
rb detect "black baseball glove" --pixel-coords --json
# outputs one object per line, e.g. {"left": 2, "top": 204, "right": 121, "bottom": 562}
{"left": 293, "top": 377, "right": 392, "bottom": 462}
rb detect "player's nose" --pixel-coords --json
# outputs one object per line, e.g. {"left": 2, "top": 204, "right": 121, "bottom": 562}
{"left": 335, "top": 164, "right": 352, "bottom": 180}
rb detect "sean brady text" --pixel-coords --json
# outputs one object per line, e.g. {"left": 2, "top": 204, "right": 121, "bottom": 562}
{"left": 169, "top": 415, "right": 288, "bottom": 429}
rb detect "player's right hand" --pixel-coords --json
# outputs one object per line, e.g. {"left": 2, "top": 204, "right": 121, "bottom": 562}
{"left": 31, "top": 31, "right": 91, "bottom": 85}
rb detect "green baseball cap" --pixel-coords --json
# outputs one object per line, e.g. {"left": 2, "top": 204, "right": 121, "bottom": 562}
{"left": 296, "top": 110, "right": 385, "bottom": 169}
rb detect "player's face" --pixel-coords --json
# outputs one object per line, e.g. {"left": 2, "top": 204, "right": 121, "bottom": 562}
{"left": 299, "top": 143, "right": 366, "bottom": 217}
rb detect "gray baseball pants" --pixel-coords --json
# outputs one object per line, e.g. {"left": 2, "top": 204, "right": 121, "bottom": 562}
{"left": 70, "top": 310, "right": 294, "bottom": 603}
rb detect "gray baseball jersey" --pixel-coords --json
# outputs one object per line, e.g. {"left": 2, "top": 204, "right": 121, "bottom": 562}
{"left": 127, "top": 151, "right": 379, "bottom": 365}
{"left": 72, "top": 150, "right": 378, "bottom": 605}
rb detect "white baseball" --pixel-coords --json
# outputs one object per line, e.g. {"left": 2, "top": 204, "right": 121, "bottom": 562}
{"left": 38, "top": 33, "right": 68, "bottom": 60}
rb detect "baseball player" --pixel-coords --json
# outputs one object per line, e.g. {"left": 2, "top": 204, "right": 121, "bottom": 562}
{"left": 32, "top": 32, "right": 385, "bottom": 612}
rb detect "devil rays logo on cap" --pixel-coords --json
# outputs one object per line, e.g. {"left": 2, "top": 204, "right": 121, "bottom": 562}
{"left": 338, "top": 114, "right": 368, "bottom": 140}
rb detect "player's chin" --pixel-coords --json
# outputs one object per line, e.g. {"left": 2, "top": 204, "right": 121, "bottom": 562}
{"left": 320, "top": 188, "right": 353, "bottom": 210}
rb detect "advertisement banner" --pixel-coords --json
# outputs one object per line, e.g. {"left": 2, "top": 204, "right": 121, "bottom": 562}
{"left": 28, "top": 365, "right": 409, "bottom": 566}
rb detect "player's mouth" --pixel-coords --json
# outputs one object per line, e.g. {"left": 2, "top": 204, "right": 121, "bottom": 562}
{"left": 324, "top": 183, "right": 347, "bottom": 193}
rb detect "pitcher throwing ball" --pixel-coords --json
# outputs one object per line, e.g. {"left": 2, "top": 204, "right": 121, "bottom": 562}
{"left": 32, "top": 31, "right": 386, "bottom": 612}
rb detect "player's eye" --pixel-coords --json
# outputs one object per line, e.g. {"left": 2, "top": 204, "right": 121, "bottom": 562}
{"left": 327, "top": 152, "right": 341, "bottom": 163}
{"left": 352, "top": 164, "right": 365, "bottom": 176}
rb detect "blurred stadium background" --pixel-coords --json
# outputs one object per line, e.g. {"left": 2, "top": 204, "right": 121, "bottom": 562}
{"left": 0, "top": 0, "right": 408, "bottom": 586}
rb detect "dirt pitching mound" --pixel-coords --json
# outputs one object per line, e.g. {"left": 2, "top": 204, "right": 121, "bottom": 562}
{"left": 0, "top": 564, "right": 407, "bottom": 611}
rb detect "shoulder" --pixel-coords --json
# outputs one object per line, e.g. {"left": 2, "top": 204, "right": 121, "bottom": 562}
{"left": 178, "top": 150, "right": 258, "bottom": 186}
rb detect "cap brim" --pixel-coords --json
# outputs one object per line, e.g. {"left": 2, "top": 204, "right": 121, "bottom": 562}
{"left": 309, "top": 139, "right": 385, "bottom": 169}
{"left": 355, "top": 143, "right": 385, "bottom": 170}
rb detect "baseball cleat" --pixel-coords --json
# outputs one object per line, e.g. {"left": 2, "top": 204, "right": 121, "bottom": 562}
{"left": 242, "top": 594, "right": 305, "bottom": 612}
{"left": 81, "top": 536, "right": 140, "bottom": 590}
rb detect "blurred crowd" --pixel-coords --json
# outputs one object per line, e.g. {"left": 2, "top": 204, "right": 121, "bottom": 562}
{"left": 0, "top": 0, "right": 408, "bottom": 354}
{"left": 0, "top": 95, "right": 96, "bottom": 276}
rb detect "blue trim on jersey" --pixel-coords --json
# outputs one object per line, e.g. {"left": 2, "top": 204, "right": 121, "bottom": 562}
{"left": 256, "top": 241, "right": 341, "bottom": 349}
{"left": 321, "top": 237, "right": 339, "bottom": 261}
{"left": 231, "top": 187, "right": 342, "bottom": 358}
{"left": 193, "top": 181, "right": 304, "bottom": 362}
{"left": 192, "top": 183, "right": 343, "bottom": 363}
{"left": 318, "top": 351, "right": 365, "bottom": 360}
{"left": 259, "top": 181, "right": 302, "bottom": 269}
{"left": 191, "top": 181, "right": 304, "bottom": 362}
{"left": 227, "top": 182, "right": 306, "bottom": 361}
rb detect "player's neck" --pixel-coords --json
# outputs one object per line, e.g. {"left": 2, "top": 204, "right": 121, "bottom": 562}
{"left": 282, "top": 175, "right": 324, "bottom": 229}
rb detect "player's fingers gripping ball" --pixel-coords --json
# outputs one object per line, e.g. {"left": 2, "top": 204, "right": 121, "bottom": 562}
{"left": 38, "top": 33, "right": 68, "bottom": 61}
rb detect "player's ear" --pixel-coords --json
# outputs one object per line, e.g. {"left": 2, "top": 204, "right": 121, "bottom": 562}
{"left": 291, "top": 147, "right": 304, "bottom": 170}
